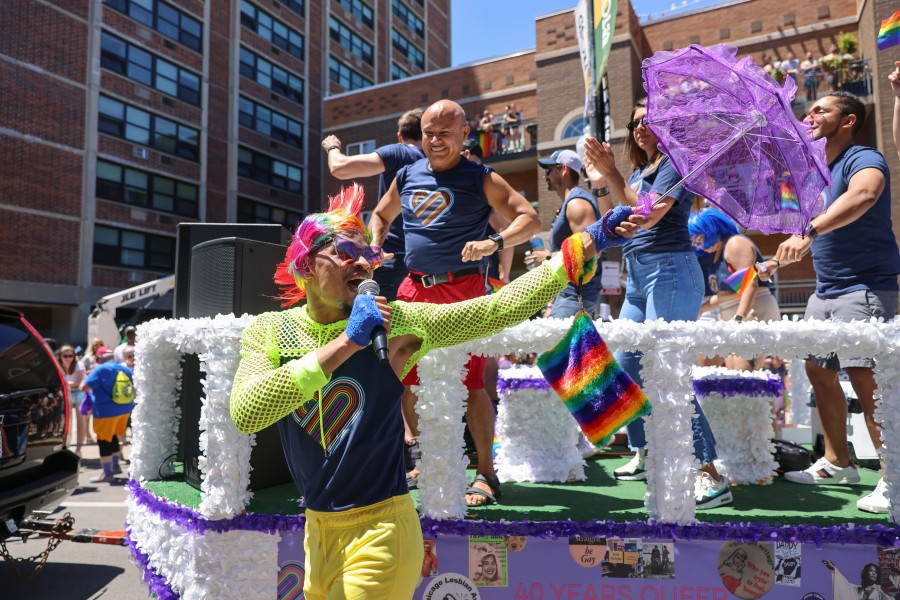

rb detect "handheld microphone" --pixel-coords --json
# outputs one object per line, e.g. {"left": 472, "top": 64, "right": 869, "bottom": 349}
{"left": 357, "top": 279, "right": 389, "bottom": 364}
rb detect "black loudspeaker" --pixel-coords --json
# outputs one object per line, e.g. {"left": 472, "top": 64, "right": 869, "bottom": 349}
{"left": 174, "top": 223, "right": 290, "bottom": 318}
{"left": 180, "top": 236, "right": 293, "bottom": 491}
{"left": 187, "top": 237, "right": 286, "bottom": 318}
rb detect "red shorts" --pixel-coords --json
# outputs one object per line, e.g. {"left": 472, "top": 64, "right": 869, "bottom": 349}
{"left": 397, "top": 272, "right": 487, "bottom": 390}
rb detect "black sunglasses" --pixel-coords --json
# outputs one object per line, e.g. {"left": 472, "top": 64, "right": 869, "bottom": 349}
{"left": 626, "top": 118, "right": 647, "bottom": 132}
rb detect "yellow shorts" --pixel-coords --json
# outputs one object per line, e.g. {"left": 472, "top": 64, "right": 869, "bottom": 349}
{"left": 92, "top": 413, "right": 130, "bottom": 442}
{"left": 303, "top": 494, "right": 423, "bottom": 600}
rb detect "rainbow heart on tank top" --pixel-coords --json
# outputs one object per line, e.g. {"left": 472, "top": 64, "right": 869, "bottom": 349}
{"left": 410, "top": 188, "right": 454, "bottom": 225}
{"left": 293, "top": 377, "right": 365, "bottom": 448}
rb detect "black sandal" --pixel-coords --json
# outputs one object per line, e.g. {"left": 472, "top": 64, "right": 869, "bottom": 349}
{"left": 466, "top": 473, "right": 502, "bottom": 507}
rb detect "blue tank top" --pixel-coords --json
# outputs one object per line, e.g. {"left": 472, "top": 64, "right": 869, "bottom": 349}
{"left": 277, "top": 348, "right": 406, "bottom": 512}
{"left": 396, "top": 157, "right": 493, "bottom": 274}
{"left": 550, "top": 186, "right": 603, "bottom": 304}
{"left": 707, "top": 237, "right": 771, "bottom": 294}
{"left": 376, "top": 144, "right": 425, "bottom": 256}
{"left": 812, "top": 145, "right": 900, "bottom": 298}
{"left": 625, "top": 156, "right": 693, "bottom": 256}
{"left": 697, "top": 251, "right": 716, "bottom": 296}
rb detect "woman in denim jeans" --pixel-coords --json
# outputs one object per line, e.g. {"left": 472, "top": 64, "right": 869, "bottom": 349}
{"left": 583, "top": 98, "right": 732, "bottom": 509}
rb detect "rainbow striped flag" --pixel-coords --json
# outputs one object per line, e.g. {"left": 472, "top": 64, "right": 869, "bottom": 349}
{"left": 878, "top": 10, "right": 900, "bottom": 50}
{"left": 723, "top": 266, "right": 758, "bottom": 297}
{"left": 486, "top": 276, "right": 507, "bottom": 294}
{"left": 780, "top": 180, "right": 800, "bottom": 212}
{"left": 537, "top": 313, "right": 651, "bottom": 448}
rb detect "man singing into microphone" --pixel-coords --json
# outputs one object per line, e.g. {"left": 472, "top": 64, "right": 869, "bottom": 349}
{"left": 230, "top": 183, "right": 643, "bottom": 599}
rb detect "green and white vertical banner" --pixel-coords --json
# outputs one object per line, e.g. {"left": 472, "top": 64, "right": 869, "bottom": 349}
{"left": 593, "top": 0, "right": 617, "bottom": 84}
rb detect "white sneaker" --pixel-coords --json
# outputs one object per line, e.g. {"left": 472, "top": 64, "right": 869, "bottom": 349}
{"left": 614, "top": 450, "right": 647, "bottom": 481}
{"left": 857, "top": 478, "right": 890, "bottom": 514}
{"left": 694, "top": 472, "right": 733, "bottom": 509}
{"left": 578, "top": 434, "right": 602, "bottom": 459}
{"left": 784, "top": 457, "right": 860, "bottom": 485}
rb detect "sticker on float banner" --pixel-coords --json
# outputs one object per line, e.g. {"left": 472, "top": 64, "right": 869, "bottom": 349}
{"left": 568, "top": 536, "right": 606, "bottom": 568}
{"left": 421, "top": 572, "right": 479, "bottom": 600}
{"left": 718, "top": 541, "right": 775, "bottom": 599}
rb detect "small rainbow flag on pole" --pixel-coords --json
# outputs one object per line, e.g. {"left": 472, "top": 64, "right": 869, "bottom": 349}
{"left": 878, "top": 10, "right": 900, "bottom": 51}
{"left": 723, "top": 266, "right": 758, "bottom": 297}
{"left": 537, "top": 313, "right": 651, "bottom": 448}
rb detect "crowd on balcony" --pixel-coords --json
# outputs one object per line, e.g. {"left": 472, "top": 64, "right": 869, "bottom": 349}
{"left": 761, "top": 39, "right": 870, "bottom": 103}
{"left": 467, "top": 103, "right": 526, "bottom": 158}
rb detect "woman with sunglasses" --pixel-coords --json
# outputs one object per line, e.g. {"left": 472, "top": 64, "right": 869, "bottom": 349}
{"left": 58, "top": 344, "right": 91, "bottom": 455}
{"left": 583, "top": 98, "right": 730, "bottom": 509}
{"left": 689, "top": 207, "right": 781, "bottom": 370}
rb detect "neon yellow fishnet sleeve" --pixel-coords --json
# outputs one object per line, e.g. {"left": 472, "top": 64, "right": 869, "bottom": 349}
{"left": 230, "top": 254, "right": 569, "bottom": 433}
{"left": 230, "top": 311, "right": 345, "bottom": 433}
{"left": 390, "top": 254, "right": 568, "bottom": 378}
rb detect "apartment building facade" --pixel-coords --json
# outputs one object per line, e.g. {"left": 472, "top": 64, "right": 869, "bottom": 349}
{"left": 0, "top": 0, "right": 449, "bottom": 342}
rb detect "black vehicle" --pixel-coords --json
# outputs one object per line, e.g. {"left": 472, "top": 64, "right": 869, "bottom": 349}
{"left": 0, "top": 307, "right": 80, "bottom": 540}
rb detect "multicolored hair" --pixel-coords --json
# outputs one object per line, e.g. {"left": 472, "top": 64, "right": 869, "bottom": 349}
{"left": 274, "top": 183, "right": 371, "bottom": 306}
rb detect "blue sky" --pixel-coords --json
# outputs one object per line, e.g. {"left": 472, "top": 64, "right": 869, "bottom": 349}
{"left": 450, "top": 0, "right": 722, "bottom": 66}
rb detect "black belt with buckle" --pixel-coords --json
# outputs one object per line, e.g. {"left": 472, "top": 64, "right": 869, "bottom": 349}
{"left": 409, "top": 267, "right": 482, "bottom": 288}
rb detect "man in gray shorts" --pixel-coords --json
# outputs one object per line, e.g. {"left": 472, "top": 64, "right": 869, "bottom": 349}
{"left": 764, "top": 92, "right": 900, "bottom": 514}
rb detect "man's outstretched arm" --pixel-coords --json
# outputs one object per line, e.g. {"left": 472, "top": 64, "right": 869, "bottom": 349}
{"left": 322, "top": 134, "right": 386, "bottom": 179}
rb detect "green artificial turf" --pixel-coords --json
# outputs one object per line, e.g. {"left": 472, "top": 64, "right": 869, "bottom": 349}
{"left": 142, "top": 449, "right": 887, "bottom": 526}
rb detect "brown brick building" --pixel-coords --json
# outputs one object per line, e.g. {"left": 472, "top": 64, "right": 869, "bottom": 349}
{"left": 0, "top": 0, "right": 449, "bottom": 343}
{"left": 324, "top": 0, "right": 900, "bottom": 315}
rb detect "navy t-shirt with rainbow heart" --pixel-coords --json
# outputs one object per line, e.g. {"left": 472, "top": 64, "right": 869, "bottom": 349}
{"left": 278, "top": 347, "right": 405, "bottom": 512}
{"left": 395, "top": 157, "right": 494, "bottom": 274}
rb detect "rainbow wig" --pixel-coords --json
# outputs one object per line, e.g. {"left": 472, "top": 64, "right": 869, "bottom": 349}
{"left": 274, "top": 183, "right": 371, "bottom": 306}
{"left": 688, "top": 207, "right": 740, "bottom": 252}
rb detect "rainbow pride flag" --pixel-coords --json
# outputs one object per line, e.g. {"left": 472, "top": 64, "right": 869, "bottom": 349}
{"left": 780, "top": 180, "right": 800, "bottom": 212}
{"left": 487, "top": 276, "right": 507, "bottom": 294}
{"left": 537, "top": 313, "right": 651, "bottom": 448}
{"left": 878, "top": 10, "right": 900, "bottom": 51}
{"left": 723, "top": 266, "right": 758, "bottom": 297}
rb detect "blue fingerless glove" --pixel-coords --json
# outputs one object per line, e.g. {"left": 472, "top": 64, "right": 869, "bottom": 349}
{"left": 346, "top": 295, "right": 383, "bottom": 347}
{"left": 585, "top": 205, "right": 633, "bottom": 251}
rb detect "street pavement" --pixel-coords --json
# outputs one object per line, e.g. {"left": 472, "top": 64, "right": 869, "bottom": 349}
{"left": 0, "top": 443, "right": 149, "bottom": 599}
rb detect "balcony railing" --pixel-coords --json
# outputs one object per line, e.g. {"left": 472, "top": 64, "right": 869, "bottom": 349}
{"left": 471, "top": 119, "right": 537, "bottom": 160}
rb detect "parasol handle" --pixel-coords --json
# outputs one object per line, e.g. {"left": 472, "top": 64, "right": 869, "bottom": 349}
{"left": 650, "top": 113, "right": 766, "bottom": 207}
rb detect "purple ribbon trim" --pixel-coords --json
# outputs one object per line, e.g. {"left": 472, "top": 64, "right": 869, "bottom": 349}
{"left": 693, "top": 377, "right": 785, "bottom": 399}
{"left": 127, "top": 479, "right": 308, "bottom": 535}
{"left": 128, "top": 479, "right": 900, "bottom": 547}
{"left": 126, "top": 529, "right": 180, "bottom": 600}
{"left": 497, "top": 377, "right": 551, "bottom": 393}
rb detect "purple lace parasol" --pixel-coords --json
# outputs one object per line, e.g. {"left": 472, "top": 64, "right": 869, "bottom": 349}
{"left": 642, "top": 44, "right": 830, "bottom": 235}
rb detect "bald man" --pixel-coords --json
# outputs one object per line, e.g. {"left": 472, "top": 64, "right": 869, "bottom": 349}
{"left": 370, "top": 100, "right": 540, "bottom": 507}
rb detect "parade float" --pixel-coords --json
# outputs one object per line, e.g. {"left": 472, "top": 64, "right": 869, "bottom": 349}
{"left": 125, "top": 313, "right": 900, "bottom": 600}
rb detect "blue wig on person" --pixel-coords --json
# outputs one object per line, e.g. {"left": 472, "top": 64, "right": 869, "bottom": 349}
{"left": 688, "top": 207, "right": 740, "bottom": 252}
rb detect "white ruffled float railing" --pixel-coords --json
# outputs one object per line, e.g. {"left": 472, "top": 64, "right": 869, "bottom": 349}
{"left": 129, "top": 315, "right": 900, "bottom": 528}
{"left": 494, "top": 365, "right": 584, "bottom": 484}
{"left": 692, "top": 366, "right": 783, "bottom": 484}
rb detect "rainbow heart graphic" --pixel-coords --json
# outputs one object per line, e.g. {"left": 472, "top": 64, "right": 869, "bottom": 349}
{"left": 410, "top": 188, "right": 453, "bottom": 225}
{"left": 293, "top": 377, "right": 364, "bottom": 448}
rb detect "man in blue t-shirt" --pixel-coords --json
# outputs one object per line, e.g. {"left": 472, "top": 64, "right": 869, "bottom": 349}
{"left": 766, "top": 92, "right": 900, "bottom": 514}
{"left": 81, "top": 346, "right": 135, "bottom": 483}
{"left": 322, "top": 108, "right": 425, "bottom": 302}
{"left": 529, "top": 148, "right": 610, "bottom": 318}
{"left": 370, "top": 99, "right": 540, "bottom": 507}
